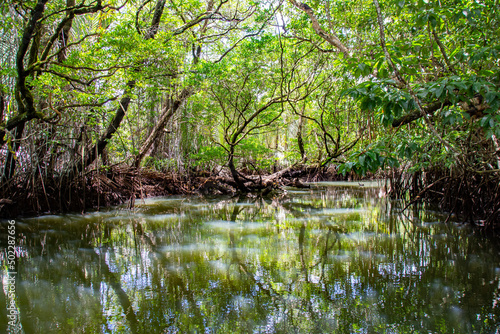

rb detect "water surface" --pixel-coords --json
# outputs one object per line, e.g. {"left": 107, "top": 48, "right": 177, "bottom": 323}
{"left": 1, "top": 182, "right": 500, "bottom": 333}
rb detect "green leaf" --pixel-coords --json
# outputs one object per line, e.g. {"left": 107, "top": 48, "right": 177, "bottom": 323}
{"left": 480, "top": 116, "right": 491, "bottom": 128}
{"left": 367, "top": 151, "right": 377, "bottom": 161}
{"left": 359, "top": 155, "right": 365, "bottom": 166}
{"left": 428, "top": 14, "right": 437, "bottom": 27}
{"left": 485, "top": 92, "right": 497, "bottom": 104}
{"left": 472, "top": 82, "right": 482, "bottom": 93}
{"left": 435, "top": 84, "right": 445, "bottom": 98}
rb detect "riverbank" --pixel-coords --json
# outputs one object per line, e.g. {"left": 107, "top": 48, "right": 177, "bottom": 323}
{"left": 0, "top": 164, "right": 353, "bottom": 218}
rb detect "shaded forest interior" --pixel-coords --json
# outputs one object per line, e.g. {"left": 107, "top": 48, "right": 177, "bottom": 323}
{"left": 0, "top": 0, "right": 499, "bottom": 227}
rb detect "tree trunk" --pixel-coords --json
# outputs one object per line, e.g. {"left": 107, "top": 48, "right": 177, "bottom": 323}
{"left": 77, "top": 80, "right": 135, "bottom": 171}
{"left": 77, "top": 0, "right": 167, "bottom": 171}
{"left": 2, "top": 123, "right": 25, "bottom": 181}
{"left": 0, "top": 94, "right": 4, "bottom": 124}
{"left": 2, "top": 4, "right": 44, "bottom": 181}
{"left": 228, "top": 147, "right": 248, "bottom": 192}
{"left": 134, "top": 88, "right": 191, "bottom": 167}
{"left": 297, "top": 112, "right": 306, "bottom": 161}
{"left": 57, "top": 0, "right": 76, "bottom": 62}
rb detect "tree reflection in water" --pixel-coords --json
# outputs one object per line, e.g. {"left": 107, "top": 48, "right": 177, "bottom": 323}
{"left": 1, "top": 182, "right": 500, "bottom": 333}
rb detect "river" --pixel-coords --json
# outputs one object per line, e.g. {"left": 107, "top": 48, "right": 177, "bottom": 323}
{"left": 1, "top": 181, "right": 499, "bottom": 333}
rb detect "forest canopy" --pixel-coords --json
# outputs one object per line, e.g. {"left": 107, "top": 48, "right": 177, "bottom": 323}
{"left": 0, "top": 0, "right": 499, "bottom": 224}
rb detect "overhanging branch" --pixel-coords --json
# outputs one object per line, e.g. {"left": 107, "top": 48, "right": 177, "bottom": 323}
{"left": 392, "top": 100, "right": 451, "bottom": 127}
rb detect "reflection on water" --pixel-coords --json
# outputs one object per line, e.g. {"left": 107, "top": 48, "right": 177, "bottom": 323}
{"left": 1, "top": 182, "right": 500, "bottom": 333}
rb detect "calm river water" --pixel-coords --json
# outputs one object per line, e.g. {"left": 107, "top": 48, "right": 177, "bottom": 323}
{"left": 1, "top": 181, "right": 500, "bottom": 333}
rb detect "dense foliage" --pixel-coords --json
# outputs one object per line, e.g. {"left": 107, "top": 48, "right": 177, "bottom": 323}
{"left": 0, "top": 0, "right": 499, "bottom": 223}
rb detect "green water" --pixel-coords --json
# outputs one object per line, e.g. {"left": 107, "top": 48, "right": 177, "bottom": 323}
{"left": 1, "top": 182, "right": 500, "bottom": 333}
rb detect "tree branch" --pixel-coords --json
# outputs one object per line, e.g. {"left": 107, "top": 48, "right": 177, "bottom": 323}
{"left": 289, "top": 0, "right": 349, "bottom": 57}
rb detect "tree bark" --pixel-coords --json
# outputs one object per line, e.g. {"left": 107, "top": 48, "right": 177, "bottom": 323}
{"left": 79, "top": 79, "right": 136, "bottom": 171}
{"left": 2, "top": 123, "right": 25, "bottom": 181}
{"left": 289, "top": 0, "right": 349, "bottom": 57}
{"left": 0, "top": 93, "right": 4, "bottom": 124}
{"left": 15, "top": 0, "right": 49, "bottom": 116}
{"left": 391, "top": 98, "right": 491, "bottom": 128}
{"left": 2, "top": 2, "right": 46, "bottom": 181}
{"left": 297, "top": 111, "right": 306, "bottom": 161}
{"left": 134, "top": 88, "right": 191, "bottom": 167}
{"left": 391, "top": 101, "right": 450, "bottom": 127}
{"left": 57, "top": 0, "right": 76, "bottom": 62}
{"left": 228, "top": 146, "right": 249, "bottom": 192}
{"left": 144, "top": 0, "right": 166, "bottom": 40}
